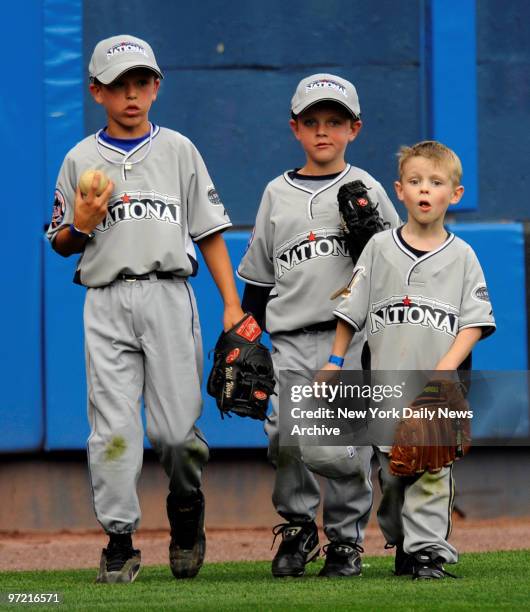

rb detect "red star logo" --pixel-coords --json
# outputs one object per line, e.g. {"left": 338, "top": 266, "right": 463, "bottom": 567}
{"left": 308, "top": 231, "right": 316, "bottom": 241}
{"left": 403, "top": 296, "right": 411, "bottom": 306}
{"left": 122, "top": 193, "right": 130, "bottom": 203}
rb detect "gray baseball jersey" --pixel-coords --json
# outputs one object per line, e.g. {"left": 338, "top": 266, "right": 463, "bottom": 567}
{"left": 334, "top": 228, "right": 496, "bottom": 369}
{"left": 48, "top": 124, "right": 231, "bottom": 287}
{"left": 332, "top": 228, "right": 495, "bottom": 563}
{"left": 47, "top": 124, "right": 225, "bottom": 534}
{"left": 237, "top": 165, "right": 401, "bottom": 334}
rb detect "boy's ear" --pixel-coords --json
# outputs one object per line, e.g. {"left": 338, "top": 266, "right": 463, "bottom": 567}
{"left": 348, "top": 119, "right": 363, "bottom": 141}
{"left": 89, "top": 81, "right": 104, "bottom": 105}
{"left": 394, "top": 180, "right": 404, "bottom": 201}
{"left": 152, "top": 77, "right": 161, "bottom": 100}
{"left": 450, "top": 185, "right": 464, "bottom": 205}
{"left": 289, "top": 118, "right": 301, "bottom": 141}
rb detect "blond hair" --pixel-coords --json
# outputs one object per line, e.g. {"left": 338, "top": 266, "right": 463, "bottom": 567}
{"left": 397, "top": 140, "right": 463, "bottom": 186}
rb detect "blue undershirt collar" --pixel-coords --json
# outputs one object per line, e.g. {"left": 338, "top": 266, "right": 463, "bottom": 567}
{"left": 99, "top": 125, "right": 153, "bottom": 152}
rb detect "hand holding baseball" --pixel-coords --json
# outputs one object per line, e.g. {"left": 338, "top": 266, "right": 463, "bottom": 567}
{"left": 73, "top": 170, "right": 113, "bottom": 235}
{"left": 79, "top": 169, "right": 110, "bottom": 196}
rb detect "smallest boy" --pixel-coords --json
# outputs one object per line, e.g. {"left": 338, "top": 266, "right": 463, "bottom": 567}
{"left": 322, "top": 141, "right": 495, "bottom": 578}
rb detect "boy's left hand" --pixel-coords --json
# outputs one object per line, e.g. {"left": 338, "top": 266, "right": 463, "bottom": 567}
{"left": 223, "top": 305, "right": 245, "bottom": 331}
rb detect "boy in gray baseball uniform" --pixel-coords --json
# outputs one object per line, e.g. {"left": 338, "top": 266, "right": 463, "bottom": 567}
{"left": 47, "top": 35, "right": 244, "bottom": 583}
{"left": 238, "top": 75, "right": 400, "bottom": 577}
{"left": 321, "top": 141, "right": 496, "bottom": 578}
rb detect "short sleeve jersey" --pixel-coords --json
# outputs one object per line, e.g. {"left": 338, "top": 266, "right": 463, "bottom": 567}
{"left": 47, "top": 125, "right": 231, "bottom": 287}
{"left": 334, "top": 228, "right": 496, "bottom": 369}
{"left": 237, "top": 165, "right": 401, "bottom": 334}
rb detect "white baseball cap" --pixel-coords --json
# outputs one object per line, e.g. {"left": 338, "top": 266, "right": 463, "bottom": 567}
{"left": 291, "top": 74, "right": 360, "bottom": 119}
{"left": 89, "top": 35, "right": 163, "bottom": 84}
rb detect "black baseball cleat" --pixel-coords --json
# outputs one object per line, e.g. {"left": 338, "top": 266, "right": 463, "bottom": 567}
{"left": 271, "top": 521, "right": 320, "bottom": 577}
{"left": 412, "top": 549, "right": 458, "bottom": 580}
{"left": 318, "top": 541, "right": 363, "bottom": 577}
{"left": 96, "top": 533, "right": 141, "bottom": 584}
{"left": 394, "top": 544, "right": 415, "bottom": 576}
{"left": 167, "top": 490, "right": 206, "bottom": 579}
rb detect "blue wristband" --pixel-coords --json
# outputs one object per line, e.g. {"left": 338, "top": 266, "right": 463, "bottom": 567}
{"left": 69, "top": 224, "right": 95, "bottom": 239}
{"left": 328, "top": 354, "right": 344, "bottom": 368}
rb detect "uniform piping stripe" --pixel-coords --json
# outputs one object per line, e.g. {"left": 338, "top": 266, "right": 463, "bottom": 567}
{"left": 95, "top": 123, "right": 160, "bottom": 157}
{"left": 392, "top": 228, "right": 416, "bottom": 261}
{"left": 184, "top": 281, "right": 195, "bottom": 339}
{"left": 192, "top": 222, "right": 233, "bottom": 242}
{"left": 308, "top": 165, "right": 352, "bottom": 219}
{"left": 446, "top": 465, "right": 455, "bottom": 539}
{"left": 96, "top": 137, "right": 126, "bottom": 156}
{"left": 460, "top": 321, "right": 496, "bottom": 330}
{"left": 236, "top": 270, "right": 275, "bottom": 287}
{"left": 282, "top": 172, "right": 313, "bottom": 194}
{"left": 354, "top": 456, "right": 373, "bottom": 545}
{"left": 333, "top": 310, "right": 361, "bottom": 332}
{"left": 86, "top": 349, "right": 103, "bottom": 532}
{"left": 405, "top": 232, "right": 456, "bottom": 285}
{"left": 124, "top": 123, "right": 160, "bottom": 160}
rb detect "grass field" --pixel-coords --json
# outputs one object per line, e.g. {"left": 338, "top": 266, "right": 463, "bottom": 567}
{"left": 0, "top": 551, "right": 528, "bottom": 611}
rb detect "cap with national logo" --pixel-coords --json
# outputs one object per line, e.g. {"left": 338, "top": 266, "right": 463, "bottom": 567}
{"left": 89, "top": 35, "right": 164, "bottom": 84}
{"left": 291, "top": 74, "right": 360, "bottom": 119}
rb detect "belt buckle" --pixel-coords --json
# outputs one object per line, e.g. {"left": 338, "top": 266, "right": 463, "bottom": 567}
{"left": 122, "top": 275, "right": 137, "bottom": 282}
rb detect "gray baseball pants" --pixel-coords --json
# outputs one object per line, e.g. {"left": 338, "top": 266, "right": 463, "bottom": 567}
{"left": 266, "top": 329, "right": 373, "bottom": 544}
{"left": 374, "top": 447, "right": 457, "bottom": 563}
{"left": 84, "top": 276, "right": 209, "bottom": 534}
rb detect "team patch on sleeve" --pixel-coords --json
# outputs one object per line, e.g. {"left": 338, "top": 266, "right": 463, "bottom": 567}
{"left": 207, "top": 185, "right": 222, "bottom": 206}
{"left": 471, "top": 284, "right": 490, "bottom": 303}
{"left": 51, "top": 189, "right": 66, "bottom": 228}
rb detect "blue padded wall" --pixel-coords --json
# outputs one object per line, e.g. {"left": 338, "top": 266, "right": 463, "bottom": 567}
{"left": 475, "top": 1, "right": 530, "bottom": 221}
{"left": 82, "top": 0, "right": 422, "bottom": 225}
{"left": 3, "top": 1, "right": 530, "bottom": 452}
{"left": 43, "top": 225, "right": 527, "bottom": 449}
{"left": 0, "top": 3, "right": 44, "bottom": 451}
{"left": 44, "top": 233, "right": 269, "bottom": 449}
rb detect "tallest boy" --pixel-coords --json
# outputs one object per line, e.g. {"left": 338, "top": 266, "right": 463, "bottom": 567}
{"left": 47, "top": 35, "right": 244, "bottom": 583}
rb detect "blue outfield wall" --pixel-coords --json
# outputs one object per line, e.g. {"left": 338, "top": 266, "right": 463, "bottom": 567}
{"left": 42, "top": 225, "right": 526, "bottom": 450}
{"left": 0, "top": 3, "right": 45, "bottom": 452}
{"left": 43, "top": 232, "right": 269, "bottom": 450}
{"left": 2, "top": 1, "right": 530, "bottom": 452}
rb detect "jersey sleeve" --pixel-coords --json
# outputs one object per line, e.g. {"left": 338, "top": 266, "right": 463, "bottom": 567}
{"left": 185, "top": 140, "right": 232, "bottom": 241}
{"left": 459, "top": 245, "right": 496, "bottom": 339}
{"left": 46, "top": 155, "right": 77, "bottom": 243}
{"left": 373, "top": 180, "right": 401, "bottom": 228}
{"left": 237, "top": 187, "right": 275, "bottom": 287}
{"left": 333, "top": 236, "right": 375, "bottom": 331}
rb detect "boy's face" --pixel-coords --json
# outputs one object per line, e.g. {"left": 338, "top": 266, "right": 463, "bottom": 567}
{"left": 89, "top": 68, "right": 160, "bottom": 138}
{"left": 394, "top": 156, "right": 464, "bottom": 228}
{"left": 289, "top": 103, "right": 362, "bottom": 174}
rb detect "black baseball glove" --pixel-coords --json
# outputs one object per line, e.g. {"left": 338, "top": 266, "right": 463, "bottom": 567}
{"left": 337, "top": 180, "right": 389, "bottom": 264}
{"left": 207, "top": 313, "right": 275, "bottom": 420}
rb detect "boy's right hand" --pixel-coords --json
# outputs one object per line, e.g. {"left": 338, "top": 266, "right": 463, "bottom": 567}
{"left": 73, "top": 172, "right": 114, "bottom": 234}
{"left": 314, "top": 362, "right": 342, "bottom": 385}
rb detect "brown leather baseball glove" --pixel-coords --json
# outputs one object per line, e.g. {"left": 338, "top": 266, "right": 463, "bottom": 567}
{"left": 389, "top": 379, "right": 472, "bottom": 476}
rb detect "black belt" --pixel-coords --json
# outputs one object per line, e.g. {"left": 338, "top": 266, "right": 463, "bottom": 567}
{"left": 284, "top": 320, "right": 337, "bottom": 334}
{"left": 116, "top": 271, "right": 175, "bottom": 281}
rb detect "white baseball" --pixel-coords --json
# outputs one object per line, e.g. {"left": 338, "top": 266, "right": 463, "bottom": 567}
{"left": 79, "top": 169, "right": 110, "bottom": 196}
